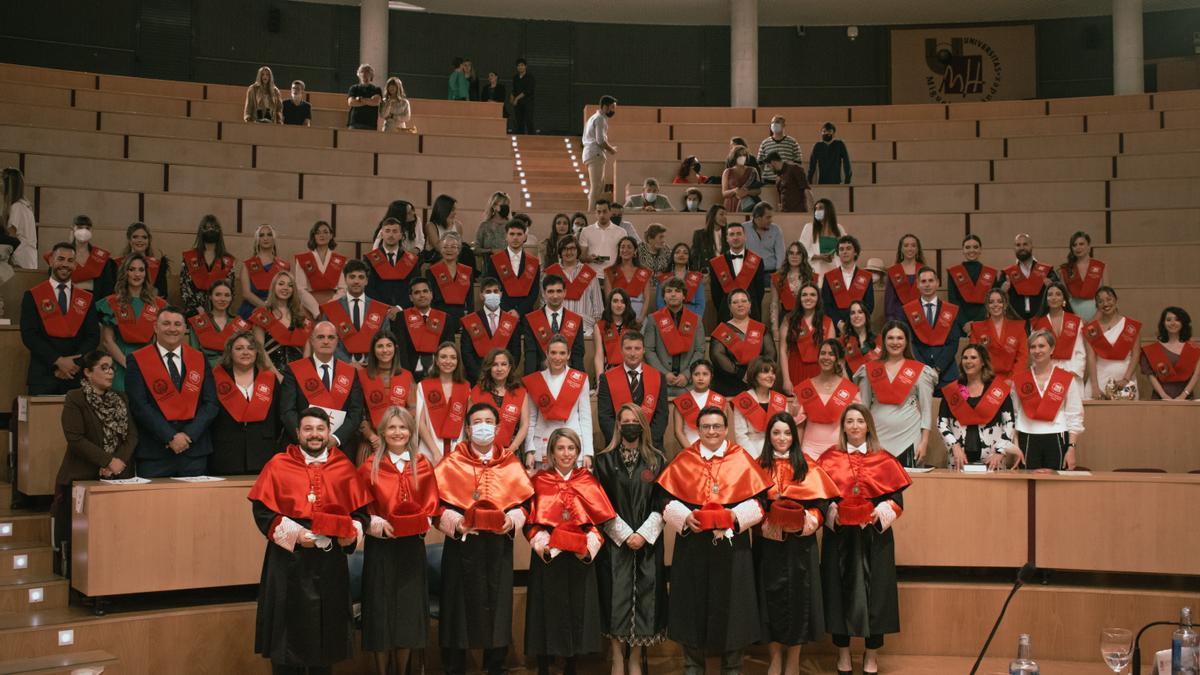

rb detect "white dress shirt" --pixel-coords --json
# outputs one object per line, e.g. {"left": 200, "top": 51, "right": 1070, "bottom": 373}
{"left": 1011, "top": 368, "right": 1085, "bottom": 435}
{"left": 728, "top": 247, "right": 746, "bottom": 277}
{"left": 525, "top": 368, "right": 593, "bottom": 462}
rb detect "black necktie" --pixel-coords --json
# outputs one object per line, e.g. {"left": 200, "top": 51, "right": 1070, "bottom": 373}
{"left": 730, "top": 254, "right": 744, "bottom": 259}
{"left": 57, "top": 283, "right": 68, "bottom": 314}
{"left": 321, "top": 364, "right": 331, "bottom": 391}
{"left": 628, "top": 369, "right": 640, "bottom": 397}
{"left": 352, "top": 298, "right": 361, "bottom": 329}
{"left": 926, "top": 302, "right": 936, "bottom": 326}
{"left": 550, "top": 311, "right": 560, "bottom": 334}
{"left": 165, "top": 352, "right": 183, "bottom": 389}
{"left": 387, "top": 251, "right": 396, "bottom": 266}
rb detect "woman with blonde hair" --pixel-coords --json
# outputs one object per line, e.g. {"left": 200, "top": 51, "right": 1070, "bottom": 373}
{"left": 97, "top": 253, "right": 166, "bottom": 392}
{"left": 380, "top": 76, "right": 413, "bottom": 132}
{"left": 117, "top": 222, "right": 170, "bottom": 297}
{"left": 243, "top": 66, "right": 282, "bottom": 123}
{"left": 249, "top": 270, "right": 313, "bottom": 377}
{"left": 593, "top": 403, "right": 668, "bottom": 675}
{"left": 239, "top": 224, "right": 290, "bottom": 318}
{"left": 357, "top": 406, "right": 440, "bottom": 675}
{"left": 476, "top": 191, "right": 512, "bottom": 254}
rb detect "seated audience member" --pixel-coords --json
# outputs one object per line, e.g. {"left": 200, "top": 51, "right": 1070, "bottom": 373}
{"left": 541, "top": 213, "right": 573, "bottom": 266}
{"left": 690, "top": 205, "right": 726, "bottom": 273}
{"left": 117, "top": 222, "right": 170, "bottom": 297}
{"left": 945, "top": 234, "right": 997, "bottom": 328}
{"left": 657, "top": 242, "right": 705, "bottom": 318}
{"left": 680, "top": 187, "right": 704, "bottom": 213}
{"left": 597, "top": 330, "right": 670, "bottom": 449}
{"left": 670, "top": 359, "right": 728, "bottom": 449}
{"left": 380, "top": 76, "right": 413, "bottom": 132}
{"left": 482, "top": 70, "right": 507, "bottom": 109}
{"left": 722, "top": 145, "right": 761, "bottom": 213}
{"left": 607, "top": 202, "right": 640, "bottom": 241}
{"left": 779, "top": 283, "right": 835, "bottom": 394}
{"left": 485, "top": 218, "right": 541, "bottom": 315}
{"left": 382, "top": 199, "right": 425, "bottom": 254}
{"left": 757, "top": 116, "right": 802, "bottom": 184}
{"left": 188, "top": 279, "right": 250, "bottom": 364}
{"left": 729, "top": 137, "right": 760, "bottom": 170}
{"left": 605, "top": 236, "right": 654, "bottom": 324}
{"left": 50, "top": 215, "right": 115, "bottom": 299}
{"left": 365, "top": 217, "right": 421, "bottom": 312}
{"left": 1012, "top": 330, "right": 1083, "bottom": 470}
{"left": 579, "top": 200, "right": 626, "bottom": 274}
{"left": 545, "top": 235, "right": 602, "bottom": 335}
{"left": 1001, "top": 233, "right": 1059, "bottom": 320}
{"left": 966, "top": 289, "right": 1028, "bottom": 383}
{"left": 280, "top": 321, "right": 365, "bottom": 450}
{"left": 469, "top": 349, "right": 529, "bottom": 455}
{"left": 1059, "top": 231, "right": 1106, "bottom": 322}
{"left": 356, "top": 332, "right": 417, "bottom": 459}
{"left": 820, "top": 235, "right": 874, "bottom": 328}
{"left": 795, "top": 339, "right": 860, "bottom": 460}
{"left": 730, "top": 357, "right": 792, "bottom": 459}
{"left": 22, "top": 243, "right": 100, "bottom": 395}
{"left": 524, "top": 336, "right": 593, "bottom": 469}
{"left": 251, "top": 270, "right": 314, "bottom": 377}
{"left": 624, "top": 178, "right": 674, "bottom": 212}
{"left": 295, "top": 220, "right": 348, "bottom": 317}
{"left": 745, "top": 202, "right": 786, "bottom": 273}
{"left": 1084, "top": 286, "right": 1142, "bottom": 400}
{"left": 1141, "top": 306, "right": 1200, "bottom": 401}
{"left": 395, "top": 278, "right": 459, "bottom": 382}
{"left": 180, "top": 215, "right": 237, "bottom": 318}
{"left": 424, "top": 194, "right": 474, "bottom": 265}
{"left": 281, "top": 80, "right": 312, "bottom": 126}
{"left": 98, "top": 254, "right": 165, "bottom": 392}
{"left": 766, "top": 150, "right": 812, "bottom": 213}
{"left": 710, "top": 221, "right": 767, "bottom": 322}
{"left": 243, "top": 66, "right": 282, "bottom": 123}
{"left": 239, "top": 224, "right": 290, "bottom": 319}
{"left": 644, "top": 277, "right": 706, "bottom": 398}
{"left": 427, "top": 232, "right": 474, "bottom": 322}
{"left": 884, "top": 234, "right": 927, "bottom": 323}
{"left": 594, "top": 289, "right": 637, "bottom": 376}
{"left": 770, "top": 242, "right": 817, "bottom": 338}
{"left": 53, "top": 351, "right": 135, "bottom": 569}
{"left": 1030, "top": 281, "right": 1087, "bottom": 389}
{"left": 461, "top": 277, "right": 522, "bottom": 384}
{"left": 476, "top": 192, "right": 513, "bottom": 255}
{"left": 416, "top": 342, "right": 472, "bottom": 461}
{"left": 524, "top": 274, "right": 585, "bottom": 374}
{"left": 569, "top": 211, "right": 589, "bottom": 235}
{"left": 798, "top": 198, "right": 845, "bottom": 281}
{"left": 321, "top": 259, "right": 390, "bottom": 365}
{"left": 2, "top": 167, "right": 37, "bottom": 270}
{"left": 937, "top": 345, "right": 1018, "bottom": 471}
{"left": 347, "top": 63, "right": 383, "bottom": 130}
{"left": 126, "top": 306, "right": 219, "bottom": 477}
{"left": 210, "top": 331, "right": 280, "bottom": 475}
{"left": 854, "top": 322, "right": 937, "bottom": 468}
{"left": 710, "top": 289, "right": 778, "bottom": 397}
{"left": 904, "top": 267, "right": 962, "bottom": 389}
{"left": 807, "top": 122, "right": 852, "bottom": 185}
{"left": 636, "top": 224, "right": 671, "bottom": 275}
{"left": 674, "top": 156, "right": 708, "bottom": 185}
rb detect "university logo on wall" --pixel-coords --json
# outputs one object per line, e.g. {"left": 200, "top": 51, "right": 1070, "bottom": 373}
{"left": 891, "top": 26, "right": 1035, "bottom": 104}
{"left": 924, "top": 37, "right": 1002, "bottom": 102}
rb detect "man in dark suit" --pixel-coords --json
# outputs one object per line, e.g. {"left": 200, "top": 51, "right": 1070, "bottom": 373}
{"left": 461, "top": 277, "right": 522, "bottom": 384}
{"left": 364, "top": 216, "right": 421, "bottom": 309}
{"left": 483, "top": 219, "right": 540, "bottom": 316}
{"left": 320, "top": 259, "right": 390, "bottom": 365}
{"left": 905, "top": 267, "right": 963, "bottom": 389}
{"left": 522, "top": 274, "right": 585, "bottom": 375}
{"left": 708, "top": 221, "right": 767, "bottom": 322}
{"left": 595, "top": 329, "right": 670, "bottom": 449}
{"left": 125, "top": 306, "right": 219, "bottom": 477}
{"left": 820, "top": 234, "right": 876, "bottom": 328}
{"left": 393, "top": 278, "right": 459, "bottom": 382}
{"left": 20, "top": 242, "right": 100, "bottom": 395}
{"left": 279, "top": 321, "right": 365, "bottom": 450}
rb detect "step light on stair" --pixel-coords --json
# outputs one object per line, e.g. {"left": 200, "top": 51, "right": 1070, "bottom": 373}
{"left": 12, "top": 554, "right": 27, "bottom": 570}
{"left": 0, "top": 522, "right": 11, "bottom": 537}
{"left": 27, "top": 587, "right": 43, "bottom": 603}
{"left": 57, "top": 629, "right": 74, "bottom": 646}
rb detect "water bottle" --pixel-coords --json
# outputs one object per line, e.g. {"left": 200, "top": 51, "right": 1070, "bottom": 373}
{"left": 1173, "top": 607, "right": 1198, "bottom": 675}
{"left": 1009, "top": 633, "right": 1040, "bottom": 674}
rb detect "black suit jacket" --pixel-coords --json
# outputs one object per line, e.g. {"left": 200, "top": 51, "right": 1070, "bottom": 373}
{"left": 521, "top": 308, "right": 586, "bottom": 375}
{"left": 821, "top": 266, "right": 876, "bottom": 328}
{"left": 709, "top": 250, "right": 768, "bottom": 322}
{"left": 126, "top": 345, "right": 219, "bottom": 462}
{"left": 393, "top": 310, "right": 459, "bottom": 382}
{"left": 596, "top": 364, "right": 670, "bottom": 449}
{"left": 907, "top": 299, "right": 963, "bottom": 389}
{"left": 461, "top": 309, "right": 522, "bottom": 384}
{"left": 365, "top": 249, "right": 420, "bottom": 309}
{"left": 20, "top": 286, "right": 100, "bottom": 395}
{"left": 279, "top": 358, "right": 365, "bottom": 449}
{"left": 484, "top": 249, "right": 540, "bottom": 316}
{"left": 209, "top": 375, "right": 282, "bottom": 475}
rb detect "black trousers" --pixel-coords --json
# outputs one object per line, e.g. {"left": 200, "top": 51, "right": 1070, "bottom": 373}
{"left": 833, "top": 633, "right": 884, "bottom": 649}
{"left": 442, "top": 647, "right": 506, "bottom": 675}
{"left": 1020, "top": 431, "right": 1067, "bottom": 470}
{"left": 512, "top": 101, "right": 534, "bottom": 134}
{"left": 895, "top": 444, "right": 916, "bottom": 468}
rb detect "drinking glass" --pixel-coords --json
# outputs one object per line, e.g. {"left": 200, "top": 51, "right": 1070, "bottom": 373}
{"left": 1101, "top": 627, "right": 1133, "bottom": 673}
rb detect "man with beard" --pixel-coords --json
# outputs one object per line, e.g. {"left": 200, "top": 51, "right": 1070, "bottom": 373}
{"left": 1001, "top": 233, "right": 1059, "bottom": 320}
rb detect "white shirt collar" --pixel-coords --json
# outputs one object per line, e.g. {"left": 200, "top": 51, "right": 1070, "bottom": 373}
{"left": 53, "top": 278, "right": 73, "bottom": 293}
{"left": 545, "top": 305, "right": 562, "bottom": 318}
{"left": 922, "top": 296, "right": 938, "bottom": 306}
{"left": 348, "top": 292, "right": 365, "bottom": 302}
{"left": 388, "top": 450, "right": 410, "bottom": 467}
{"left": 156, "top": 342, "right": 182, "bottom": 360}
{"left": 556, "top": 468, "right": 573, "bottom": 480}
{"left": 699, "top": 440, "right": 728, "bottom": 460}
{"left": 847, "top": 442, "right": 869, "bottom": 455}
{"left": 304, "top": 449, "right": 330, "bottom": 465}
{"left": 313, "top": 355, "right": 335, "bottom": 370}
{"left": 473, "top": 446, "right": 494, "bottom": 462}
{"left": 1018, "top": 258, "right": 1035, "bottom": 274}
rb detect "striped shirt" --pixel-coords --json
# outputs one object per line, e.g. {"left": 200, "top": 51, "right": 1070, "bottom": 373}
{"left": 756, "top": 135, "right": 802, "bottom": 181}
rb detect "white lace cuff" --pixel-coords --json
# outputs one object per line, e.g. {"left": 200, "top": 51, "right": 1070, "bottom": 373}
{"left": 635, "top": 512, "right": 664, "bottom": 545}
{"left": 351, "top": 518, "right": 364, "bottom": 551}
{"left": 505, "top": 508, "right": 526, "bottom": 533}
{"left": 874, "top": 501, "right": 898, "bottom": 532}
{"left": 438, "top": 509, "right": 465, "bottom": 539}
{"left": 825, "top": 502, "right": 839, "bottom": 530}
{"left": 368, "top": 515, "right": 389, "bottom": 538}
{"left": 530, "top": 529, "right": 550, "bottom": 555}
{"left": 663, "top": 499, "right": 692, "bottom": 535}
{"left": 603, "top": 516, "right": 634, "bottom": 546}
{"left": 585, "top": 530, "right": 603, "bottom": 560}
{"left": 731, "top": 499, "right": 763, "bottom": 532}
{"left": 801, "top": 509, "right": 820, "bottom": 536}
{"left": 761, "top": 521, "right": 785, "bottom": 541}
{"left": 272, "top": 517, "right": 305, "bottom": 552}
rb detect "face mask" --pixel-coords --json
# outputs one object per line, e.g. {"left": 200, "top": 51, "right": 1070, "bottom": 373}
{"left": 482, "top": 292, "right": 502, "bottom": 310}
{"left": 619, "top": 423, "right": 642, "bottom": 442}
{"left": 813, "top": 209, "right": 825, "bottom": 222}
{"left": 770, "top": 123, "right": 782, "bottom": 134}
{"left": 605, "top": 110, "right": 615, "bottom": 118}
{"left": 736, "top": 156, "right": 747, "bottom": 166}
{"left": 609, "top": 215, "right": 621, "bottom": 226}
{"left": 73, "top": 228, "right": 93, "bottom": 243}
{"left": 470, "top": 423, "right": 496, "bottom": 445}
{"left": 642, "top": 192, "right": 656, "bottom": 203}
{"left": 686, "top": 199, "right": 699, "bottom": 210}
{"left": 201, "top": 230, "right": 220, "bottom": 243}
{"left": 692, "top": 162, "right": 702, "bottom": 174}
{"left": 822, "top": 133, "right": 834, "bottom": 142}
{"left": 497, "top": 205, "right": 510, "bottom": 218}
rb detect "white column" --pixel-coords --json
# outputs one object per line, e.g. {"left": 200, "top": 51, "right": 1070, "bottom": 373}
{"left": 1112, "top": 0, "right": 1144, "bottom": 95}
{"left": 359, "top": 0, "right": 389, "bottom": 79}
{"left": 730, "top": 0, "right": 758, "bottom": 108}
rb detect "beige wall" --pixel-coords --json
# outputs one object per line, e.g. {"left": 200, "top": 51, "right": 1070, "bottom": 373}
{"left": 891, "top": 25, "right": 1036, "bottom": 104}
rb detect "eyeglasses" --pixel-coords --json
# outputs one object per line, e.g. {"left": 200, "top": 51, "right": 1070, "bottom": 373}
{"left": 699, "top": 423, "right": 725, "bottom": 431}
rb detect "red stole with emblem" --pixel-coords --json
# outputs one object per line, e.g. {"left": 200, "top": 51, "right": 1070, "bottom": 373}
{"left": 732, "top": 390, "right": 789, "bottom": 432}
{"left": 1004, "top": 261, "right": 1052, "bottom": 297}
{"left": 1011, "top": 367, "right": 1074, "bottom": 422}
{"left": 969, "top": 319, "right": 1027, "bottom": 375}
{"left": 887, "top": 264, "right": 919, "bottom": 305}
{"left": 491, "top": 250, "right": 539, "bottom": 298}
{"left": 606, "top": 265, "right": 652, "bottom": 297}
{"left": 673, "top": 390, "right": 727, "bottom": 429}
{"left": 289, "top": 358, "right": 355, "bottom": 409}
{"left": 403, "top": 308, "right": 448, "bottom": 354}
{"left": 652, "top": 307, "right": 700, "bottom": 356}
{"left": 1062, "top": 259, "right": 1105, "bottom": 301}
{"left": 181, "top": 249, "right": 235, "bottom": 291}
{"left": 941, "top": 380, "right": 1012, "bottom": 426}
{"left": 712, "top": 320, "right": 766, "bottom": 366}
{"left": 526, "top": 308, "right": 582, "bottom": 353}
{"left": 947, "top": 264, "right": 998, "bottom": 304}
{"left": 358, "top": 368, "right": 414, "bottom": 427}
{"left": 189, "top": 310, "right": 250, "bottom": 352}
{"left": 604, "top": 365, "right": 662, "bottom": 419}
{"left": 904, "top": 299, "right": 959, "bottom": 346}
{"left": 1031, "top": 313, "right": 1082, "bottom": 361}
{"left": 660, "top": 270, "right": 704, "bottom": 303}
{"left": 823, "top": 267, "right": 873, "bottom": 309}
{"left": 420, "top": 379, "right": 470, "bottom": 441}
{"left": 249, "top": 307, "right": 313, "bottom": 348}
{"left": 709, "top": 250, "right": 762, "bottom": 293}
{"left": 364, "top": 247, "right": 419, "bottom": 281}
{"left": 109, "top": 296, "right": 166, "bottom": 345}
{"left": 1141, "top": 342, "right": 1200, "bottom": 383}
{"left": 469, "top": 386, "right": 525, "bottom": 448}
{"left": 865, "top": 359, "right": 925, "bottom": 405}
{"left": 43, "top": 246, "right": 110, "bottom": 283}
{"left": 595, "top": 319, "right": 627, "bottom": 366}
{"left": 1084, "top": 318, "right": 1142, "bottom": 361}
{"left": 132, "top": 345, "right": 205, "bottom": 420}
{"left": 430, "top": 261, "right": 473, "bottom": 305}
{"left": 523, "top": 369, "right": 588, "bottom": 422}
{"left": 31, "top": 281, "right": 91, "bottom": 338}
{"left": 212, "top": 367, "right": 275, "bottom": 423}
{"left": 796, "top": 378, "right": 858, "bottom": 425}
{"left": 461, "top": 312, "right": 518, "bottom": 357}
{"left": 243, "top": 256, "right": 289, "bottom": 292}
{"left": 771, "top": 271, "right": 816, "bottom": 313}
{"left": 546, "top": 263, "right": 597, "bottom": 301}
{"left": 321, "top": 298, "right": 388, "bottom": 355}
{"left": 842, "top": 332, "right": 882, "bottom": 376}
{"left": 295, "top": 251, "right": 347, "bottom": 291}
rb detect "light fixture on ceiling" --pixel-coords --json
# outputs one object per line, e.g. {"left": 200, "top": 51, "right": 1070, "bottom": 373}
{"left": 387, "top": 1, "right": 425, "bottom": 12}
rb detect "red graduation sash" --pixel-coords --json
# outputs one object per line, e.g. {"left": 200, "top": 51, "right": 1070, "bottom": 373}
{"left": 947, "top": 264, "right": 998, "bottom": 305}
{"left": 469, "top": 385, "right": 524, "bottom": 448}
{"left": 940, "top": 379, "right": 1012, "bottom": 426}
{"left": 131, "top": 344, "right": 205, "bottom": 421}
{"left": 672, "top": 390, "right": 727, "bottom": 429}
{"left": 43, "top": 246, "right": 110, "bottom": 283}
{"left": 708, "top": 250, "right": 762, "bottom": 293}
{"left": 772, "top": 272, "right": 798, "bottom": 313}
{"left": 403, "top": 308, "right": 448, "bottom": 354}
{"left": 796, "top": 378, "right": 858, "bottom": 425}
{"left": 212, "top": 366, "right": 275, "bottom": 423}
{"left": 109, "top": 295, "right": 166, "bottom": 345}
{"left": 1003, "top": 262, "right": 1052, "bottom": 297}
{"left": 1012, "top": 367, "right": 1074, "bottom": 422}
{"left": 114, "top": 255, "right": 162, "bottom": 288}
{"left": 461, "top": 312, "right": 518, "bottom": 357}
{"left": 491, "top": 250, "right": 539, "bottom": 298}
{"left": 652, "top": 307, "right": 700, "bottom": 356}
{"left": 420, "top": 379, "right": 470, "bottom": 440}
{"left": 189, "top": 310, "right": 250, "bottom": 352}
{"left": 842, "top": 332, "right": 882, "bottom": 375}
{"left": 1062, "top": 259, "right": 1105, "bottom": 301}
{"left": 526, "top": 308, "right": 582, "bottom": 353}
{"left": 289, "top": 358, "right": 355, "bottom": 409}
{"left": 295, "top": 251, "right": 347, "bottom": 292}
{"left": 823, "top": 267, "right": 873, "bottom": 309}
{"left": 523, "top": 369, "right": 588, "bottom": 422}
{"left": 606, "top": 265, "right": 652, "bottom": 297}
{"left": 546, "top": 263, "right": 597, "bottom": 301}
{"left": 181, "top": 249, "right": 235, "bottom": 291}
{"left": 249, "top": 307, "right": 313, "bottom": 348}
{"left": 1030, "top": 313, "right": 1082, "bottom": 361}
{"left": 1141, "top": 342, "right": 1200, "bottom": 383}
{"left": 364, "top": 247, "right": 419, "bottom": 281}
{"left": 243, "top": 256, "right": 289, "bottom": 292}
{"left": 321, "top": 298, "right": 388, "bottom": 355}
{"left": 358, "top": 368, "right": 414, "bottom": 427}
{"left": 887, "top": 264, "right": 919, "bottom": 305}
{"left": 1084, "top": 318, "right": 1142, "bottom": 361}
{"left": 660, "top": 270, "right": 704, "bottom": 303}
{"left": 712, "top": 320, "right": 766, "bottom": 366}
{"left": 865, "top": 359, "right": 924, "bottom": 405}
{"left": 31, "top": 281, "right": 91, "bottom": 338}
{"left": 904, "top": 299, "right": 959, "bottom": 346}
{"left": 604, "top": 365, "right": 662, "bottom": 419}
{"left": 595, "top": 319, "right": 627, "bottom": 366}
{"left": 789, "top": 315, "right": 833, "bottom": 363}
{"left": 969, "top": 319, "right": 1026, "bottom": 374}
{"left": 732, "top": 390, "right": 789, "bottom": 432}
{"left": 430, "top": 261, "right": 473, "bottom": 305}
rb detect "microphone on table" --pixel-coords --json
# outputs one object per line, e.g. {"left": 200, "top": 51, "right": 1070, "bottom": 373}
{"left": 1131, "top": 620, "right": 1182, "bottom": 675}
{"left": 969, "top": 562, "right": 1037, "bottom": 675}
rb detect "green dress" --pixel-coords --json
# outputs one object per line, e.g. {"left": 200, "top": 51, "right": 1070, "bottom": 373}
{"left": 97, "top": 296, "right": 159, "bottom": 392}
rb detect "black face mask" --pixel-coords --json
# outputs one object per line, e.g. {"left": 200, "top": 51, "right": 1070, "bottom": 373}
{"left": 609, "top": 215, "right": 621, "bottom": 225}
{"left": 605, "top": 110, "right": 615, "bottom": 118}
{"left": 822, "top": 133, "right": 834, "bottom": 142}
{"left": 619, "top": 424, "right": 642, "bottom": 442}
{"left": 201, "top": 230, "right": 220, "bottom": 243}
{"left": 498, "top": 205, "right": 510, "bottom": 218}
{"left": 693, "top": 162, "right": 702, "bottom": 174}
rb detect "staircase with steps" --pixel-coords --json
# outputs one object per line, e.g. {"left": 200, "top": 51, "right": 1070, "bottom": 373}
{"left": 511, "top": 135, "right": 593, "bottom": 213}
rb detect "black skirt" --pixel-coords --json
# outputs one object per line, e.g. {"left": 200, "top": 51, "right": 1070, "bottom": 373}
{"left": 667, "top": 529, "right": 762, "bottom": 652}
{"left": 820, "top": 525, "right": 900, "bottom": 638}
{"left": 361, "top": 534, "right": 429, "bottom": 651}
{"left": 755, "top": 533, "right": 824, "bottom": 645}
{"left": 438, "top": 532, "right": 514, "bottom": 649}
{"left": 524, "top": 550, "right": 604, "bottom": 657}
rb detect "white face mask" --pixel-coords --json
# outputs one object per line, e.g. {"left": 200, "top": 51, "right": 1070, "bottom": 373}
{"left": 813, "top": 209, "right": 825, "bottom": 222}
{"left": 470, "top": 423, "right": 496, "bottom": 445}
{"left": 770, "top": 123, "right": 782, "bottom": 134}
{"left": 736, "top": 156, "right": 747, "bottom": 166}
{"left": 482, "top": 292, "right": 502, "bottom": 310}
{"left": 73, "top": 228, "right": 93, "bottom": 243}
{"left": 686, "top": 199, "right": 699, "bottom": 210}
{"left": 643, "top": 192, "right": 656, "bottom": 203}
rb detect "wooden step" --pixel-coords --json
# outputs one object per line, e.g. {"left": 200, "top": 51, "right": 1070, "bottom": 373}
{"left": 0, "top": 514, "right": 50, "bottom": 548}
{"left": 0, "top": 575, "right": 68, "bottom": 614}
{"left": 0, "top": 649, "right": 117, "bottom": 675}
{"left": 0, "top": 547, "right": 52, "bottom": 580}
